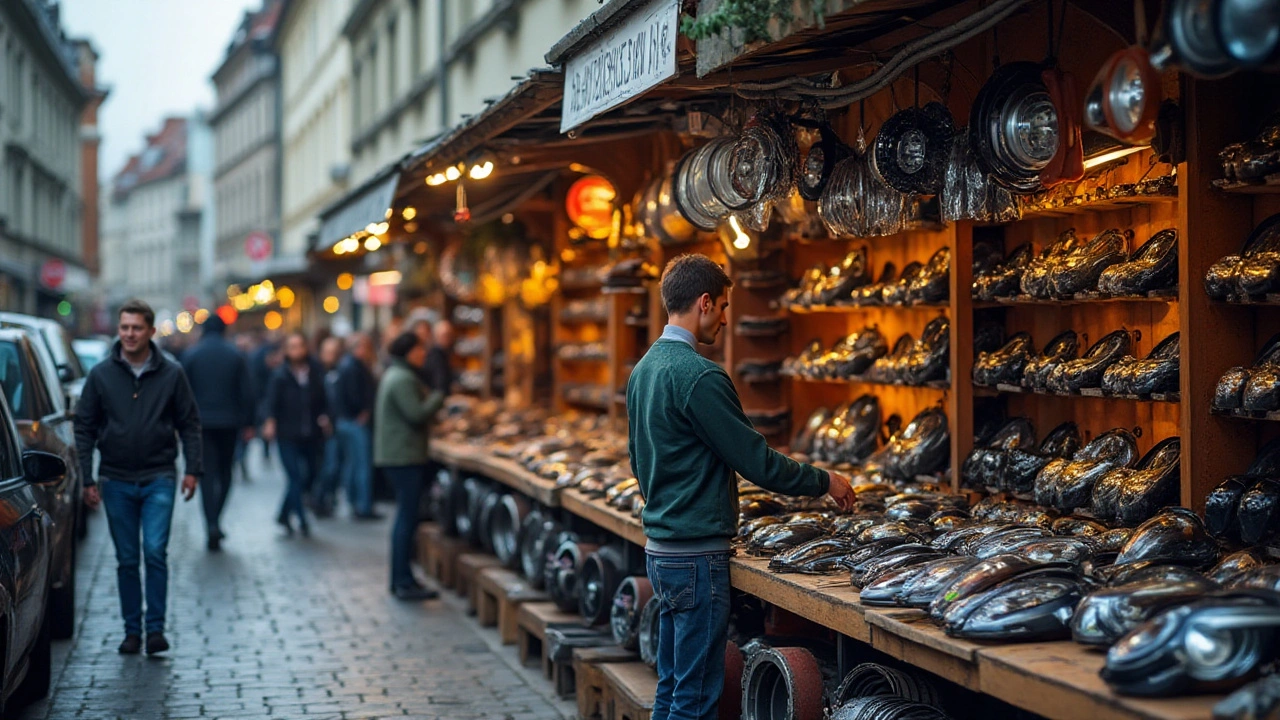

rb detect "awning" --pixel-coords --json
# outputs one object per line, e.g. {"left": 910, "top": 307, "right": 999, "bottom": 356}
{"left": 316, "top": 165, "right": 401, "bottom": 249}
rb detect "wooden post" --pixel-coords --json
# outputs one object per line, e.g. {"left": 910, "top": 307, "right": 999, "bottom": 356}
{"left": 949, "top": 222, "right": 975, "bottom": 493}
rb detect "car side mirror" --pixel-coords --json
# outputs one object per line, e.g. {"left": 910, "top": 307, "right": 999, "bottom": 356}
{"left": 22, "top": 450, "right": 66, "bottom": 485}
{"left": 56, "top": 365, "right": 72, "bottom": 383}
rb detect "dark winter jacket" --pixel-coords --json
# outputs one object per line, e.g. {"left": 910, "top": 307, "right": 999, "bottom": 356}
{"left": 181, "top": 332, "right": 254, "bottom": 429}
{"left": 265, "top": 359, "right": 329, "bottom": 441}
{"left": 74, "top": 340, "right": 203, "bottom": 487}
{"left": 423, "top": 346, "right": 454, "bottom": 395}
{"left": 331, "top": 354, "right": 375, "bottom": 421}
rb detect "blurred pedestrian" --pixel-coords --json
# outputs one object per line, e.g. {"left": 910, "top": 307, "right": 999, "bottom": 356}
{"left": 315, "top": 335, "right": 346, "bottom": 518}
{"left": 262, "top": 331, "right": 329, "bottom": 537}
{"left": 181, "top": 315, "right": 255, "bottom": 551}
{"left": 334, "top": 332, "right": 379, "bottom": 520}
{"left": 232, "top": 334, "right": 255, "bottom": 481}
{"left": 424, "top": 319, "right": 455, "bottom": 394}
{"left": 374, "top": 331, "right": 444, "bottom": 600}
{"left": 74, "top": 299, "right": 202, "bottom": 656}
{"left": 249, "top": 335, "right": 282, "bottom": 472}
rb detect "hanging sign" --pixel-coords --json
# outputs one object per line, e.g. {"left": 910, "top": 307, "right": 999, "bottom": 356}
{"left": 560, "top": 0, "right": 679, "bottom": 133}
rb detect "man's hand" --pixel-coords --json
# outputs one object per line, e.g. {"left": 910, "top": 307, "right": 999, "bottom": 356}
{"left": 318, "top": 415, "right": 332, "bottom": 437}
{"left": 826, "top": 471, "right": 856, "bottom": 512}
{"left": 82, "top": 485, "right": 101, "bottom": 510}
{"left": 261, "top": 419, "right": 276, "bottom": 442}
{"left": 181, "top": 475, "right": 198, "bottom": 502}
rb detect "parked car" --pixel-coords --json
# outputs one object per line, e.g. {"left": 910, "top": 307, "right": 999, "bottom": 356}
{"left": 0, "top": 390, "right": 67, "bottom": 714}
{"left": 71, "top": 336, "right": 111, "bottom": 373}
{"left": 0, "top": 330, "right": 81, "bottom": 639}
{"left": 0, "top": 313, "right": 86, "bottom": 410}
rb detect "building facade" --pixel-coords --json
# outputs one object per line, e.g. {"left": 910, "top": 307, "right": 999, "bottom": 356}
{"left": 209, "top": 0, "right": 283, "bottom": 290}
{"left": 342, "top": 0, "right": 600, "bottom": 186}
{"left": 0, "top": 0, "right": 90, "bottom": 316}
{"left": 101, "top": 116, "right": 213, "bottom": 320}
{"left": 276, "top": 0, "right": 354, "bottom": 274}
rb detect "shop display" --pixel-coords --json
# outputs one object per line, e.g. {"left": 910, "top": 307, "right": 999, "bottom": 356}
{"left": 872, "top": 103, "right": 956, "bottom": 195}
{"left": 610, "top": 576, "right": 653, "bottom": 651}
{"left": 1219, "top": 114, "right": 1280, "bottom": 185}
{"left": 969, "top": 61, "right": 1061, "bottom": 195}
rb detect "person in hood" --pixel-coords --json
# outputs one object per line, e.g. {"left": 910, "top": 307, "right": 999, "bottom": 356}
{"left": 181, "top": 315, "right": 255, "bottom": 551}
{"left": 74, "top": 299, "right": 202, "bottom": 657}
{"left": 262, "top": 331, "right": 329, "bottom": 537}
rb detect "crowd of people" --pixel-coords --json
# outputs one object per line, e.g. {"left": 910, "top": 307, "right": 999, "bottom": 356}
{"left": 75, "top": 299, "right": 457, "bottom": 655}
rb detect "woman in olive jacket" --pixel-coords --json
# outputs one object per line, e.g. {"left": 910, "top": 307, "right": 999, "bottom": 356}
{"left": 374, "top": 331, "right": 445, "bottom": 600}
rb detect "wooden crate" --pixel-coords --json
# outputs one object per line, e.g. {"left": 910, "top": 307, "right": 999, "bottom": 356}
{"left": 516, "top": 602, "right": 582, "bottom": 673}
{"left": 476, "top": 566, "right": 551, "bottom": 644}
{"left": 417, "top": 523, "right": 468, "bottom": 590}
{"left": 456, "top": 553, "right": 502, "bottom": 613}
{"left": 574, "top": 646, "right": 639, "bottom": 720}
{"left": 603, "top": 662, "right": 657, "bottom": 720}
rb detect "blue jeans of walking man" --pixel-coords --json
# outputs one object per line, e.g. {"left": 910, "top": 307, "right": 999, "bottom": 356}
{"left": 645, "top": 552, "right": 732, "bottom": 720}
{"left": 383, "top": 465, "right": 425, "bottom": 590}
{"left": 101, "top": 478, "right": 177, "bottom": 636}
{"left": 336, "top": 418, "right": 373, "bottom": 515}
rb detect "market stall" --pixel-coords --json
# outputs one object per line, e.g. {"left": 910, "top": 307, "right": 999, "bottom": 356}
{"left": 342, "top": 0, "right": 1280, "bottom": 718}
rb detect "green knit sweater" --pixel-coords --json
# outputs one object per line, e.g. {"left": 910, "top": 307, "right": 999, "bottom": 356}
{"left": 626, "top": 339, "right": 830, "bottom": 541}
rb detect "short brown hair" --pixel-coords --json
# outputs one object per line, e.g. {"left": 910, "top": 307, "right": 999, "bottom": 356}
{"left": 118, "top": 299, "right": 155, "bottom": 327}
{"left": 660, "top": 254, "right": 733, "bottom": 315}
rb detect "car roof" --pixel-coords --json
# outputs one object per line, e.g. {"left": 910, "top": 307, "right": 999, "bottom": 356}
{"left": 0, "top": 327, "right": 66, "bottom": 414}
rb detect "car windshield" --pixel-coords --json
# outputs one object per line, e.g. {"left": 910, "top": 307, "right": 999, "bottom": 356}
{"left": 44, "top": 326, "right": 85, "bottom": 380}
{"left": 0, "top": 341, "right": 32, "bottom": 420}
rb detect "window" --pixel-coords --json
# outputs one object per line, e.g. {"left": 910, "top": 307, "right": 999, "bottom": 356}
{"left": 352, "top": 60, "right": 363, "bottom": 131}
{"left": 409, "top": 0, "right": 421, "bottom": 78}
{"left": 0, "top": 341, "right": 32, "bottom": 420}
{"left": 387, "top": 19, "right": 398, "bottom": 102}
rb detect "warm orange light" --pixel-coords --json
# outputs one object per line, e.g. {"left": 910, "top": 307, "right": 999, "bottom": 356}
{"left": 216, "top": 305, "right": 239, "bottom": 325}
{"left": 336, "top": 273, "right": 354, "bottom": 290}
{"left": 277, "top": 286, "right": 296, "bottom": 309}
{"left": 263, "top": 311, "right": 283, "bottom": 330}
{"left": 565, "top": 175, "right": 617, "bottom": 240}
{"left": 323, "top": 296, "right": 340, "bottom": 314}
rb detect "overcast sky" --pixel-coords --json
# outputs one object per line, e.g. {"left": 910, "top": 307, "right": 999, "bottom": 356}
{"left": 59, "top": 0, "right": 259, "bottom": 180}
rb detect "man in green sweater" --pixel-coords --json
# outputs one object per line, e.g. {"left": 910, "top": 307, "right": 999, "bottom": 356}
{"left": 627, "top": 254, "right": 854, "bottom": 720}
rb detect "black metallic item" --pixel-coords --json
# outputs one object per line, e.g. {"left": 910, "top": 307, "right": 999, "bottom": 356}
{"left": 1035, "top": 428, "right": 1140, "bottom": 513}
{"left": 973, "top": 332, "right": 1035, "bottom": 387}
{"left": 1211, "top": 550, "right": 1272, "bottom": 585}
{"left": 672, "top": 139, "right": 733, "bottom": 231}
{"left": 830, "top": 696, "right": 951, "bottom": 720}
{"left": 799, "top": 124, "right": 850, "bottom": 201}
{"left": 742, "top": 645, "right": 831, "bottom": 720}
{"left": 1238, "top": 479, "right": 1280, "bottom": 545}
{"left": 770, "top": 537, "right": 858, "bottom": 575}
{"left": 639, "top": 175, "right": 697, "bottom": 246}
{"left": 973, "top": 242, "right": 1035, "bottom": 300}
{"left": 1083, "top": 47, "right": 1163, "bottom": 143}
{"left": 638, "top": 593, "right": 660, "bottom": 668}
{"left": 1023, "top": 330, "right": 1081, "bottom": 391}
{"left": 1045, "top": 329, "right": 1133, "bottom": 394}
{"left": 1214, "top": 332, "right": 1280, "bottom": 413}
{"left": 549, "top": 539, "right": 599, "bottom": 614}
{"left": 883, "top": 407, "right": 951, "bottom": 480}
{"left": 929, "top": 554, "right": 1062, "bottom": 620}
{"left": 969, "top": 62, "right": 1060, "bottom": 194}
{"left": 1092, "top": 437, "right": 1183, "bottom": 525}
{"left": 814, "top": 248, "right": 873, "bottom": 305}
{"left": 906, "top": 247, "right": 951, "bottom": 305}
{"left": 1102, "top": 591, "right": 1280, "bottom": 696}
{"left": 1214, "top": 673, "right": 1280, "bottom": 720}
{"left": 872, "top": 103, "right": 956, "bottom": 195}
{"left": 1098, "top": 229, "right": 1179, "bottom": 296}
{"left": 1206, "top": 214, "right": 1280, "bottom": 300}
{"left": 1220, "top": 113, "right": 1280, "bottom": 184}
{"left": 902, "top": 317, "right": 950, "bottom": 386}
{"left": 1102, "top": 332, "right": 1181, "bottom": 398}
{"left": 833, "top": 663, "right": 940, "bottom": 706}
{"left": 943, "top": 573, "right": 1088, "bottom": 641}
{"left": 579, "top": 546, "right": 625, "bottom": 626}
{"left": 1153, "top": 0, "right": 1280, "bottom": 77}
{"left": 1116, "top": 507, "right": 1221, "bottom": 568}
{"left": 1072, "top": 574, "right": 1219, "bottom": 647}
{"left": 491, "top": 493, "right": 531, "bottom": 570}
{"left": 1022, "top": 229, "right": 1083, "bottom": 299}
{"left": 610, "top": 576, "right": 652, "bottom": 651}
{"left": 1049, "top": 228, "right": 1130, "bottom": 298}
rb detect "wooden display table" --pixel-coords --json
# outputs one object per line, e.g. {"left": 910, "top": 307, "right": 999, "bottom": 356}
{"left": 516, "top": 601, "right": 583, "bottom": 672}
{"left": 416, "top": 523, "right": 467, "bottom": 589}
{"left": 475, "top": 566, "right": 550, "bottom": 644}
{"left": 602, "top": 662, "right": 658, "bottom": 720}
{"left": 561, "top": 489, "right": 647, "bottom": 546}
{"left": 431, "top": 440, "right": 561, "bottom": 507}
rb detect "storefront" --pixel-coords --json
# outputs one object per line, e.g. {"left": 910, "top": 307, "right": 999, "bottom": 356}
{"left": 365, "top": 0, "right": 1280, "bottom": 717}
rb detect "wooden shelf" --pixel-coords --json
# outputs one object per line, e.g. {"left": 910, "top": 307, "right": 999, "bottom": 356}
{"left": 601, "top": 285, "right": 650, "bottom": 295}
{"left": 560, "top": 489, "right": 646, "bottom": 546}
{"left": 977, "top": 382, "right": 1181, "bottom": 404}
{"left": 788, "top": 303, "right": 949, "bottom": 314}
{"left": 1011, "top": 191, "right": 1178, "bottom": 221}
{"left": 623, "top": 316, "right": 650, "bottom": 327}
{"left": 1213, "top": 295, "right": 1280, "bottom": 306}
{"left": 1214, "top": 176, "right": 1280, "bottom": 194}
{"left": 973, "top": 292, "right": 1176, "bottom": 309}
{"left": 1211, "top": 407, "right": 1280, "bottom": 422}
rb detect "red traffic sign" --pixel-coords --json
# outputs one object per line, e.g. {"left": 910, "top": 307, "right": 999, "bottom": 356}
{"left": 39, "top": 259, "right": 66, "bottom": 290}
{"left": 244, "top": 231, "right": 273, "bottom": 261}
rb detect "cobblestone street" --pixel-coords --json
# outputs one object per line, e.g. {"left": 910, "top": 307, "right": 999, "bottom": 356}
{"left": 17, "top": 451, "right": 574, "bottom": 720}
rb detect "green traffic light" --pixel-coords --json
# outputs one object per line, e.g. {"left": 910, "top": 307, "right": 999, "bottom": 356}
{"left": 56, "top": 301, "right": 71, "bottom": 317}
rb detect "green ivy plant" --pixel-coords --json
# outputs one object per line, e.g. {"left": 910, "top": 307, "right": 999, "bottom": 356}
{"left": 680, "top": 0, "right": 827, "bottom": 44}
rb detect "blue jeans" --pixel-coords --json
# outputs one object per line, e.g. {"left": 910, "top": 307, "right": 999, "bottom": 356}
{"left": 383, "top": 465, "right": 425, "bottom": 590}
{"left": 277, "top": 438, "right": 320, "bottom": 529}
{"left": 336, "top": 418, "right": 373, "bottom": 515}
{"left": 101, "top": 478, "right": 177, "bottom": 636}
{"left": 316, "top": 435, "right": 342, "bottom": 512}
{"left": 646, "top": 552, "right": 732, "bottom": 720}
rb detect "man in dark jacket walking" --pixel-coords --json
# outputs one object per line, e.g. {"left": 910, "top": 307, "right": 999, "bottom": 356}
{"left": 332, "top": 333, "right": 379, "bottom": 519}
{"left": 75, "top": 299, "right": 202, "bottom": 656}
{"left": 182, "top": 315, "right": 254, "bottom": 551}
{"left": 262, "top": 331, "right": 329, "bottom": 536}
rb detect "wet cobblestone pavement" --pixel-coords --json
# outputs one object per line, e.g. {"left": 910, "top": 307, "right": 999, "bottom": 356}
{"left": 17, "top": 449, "right": 573, "bottom": 720}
